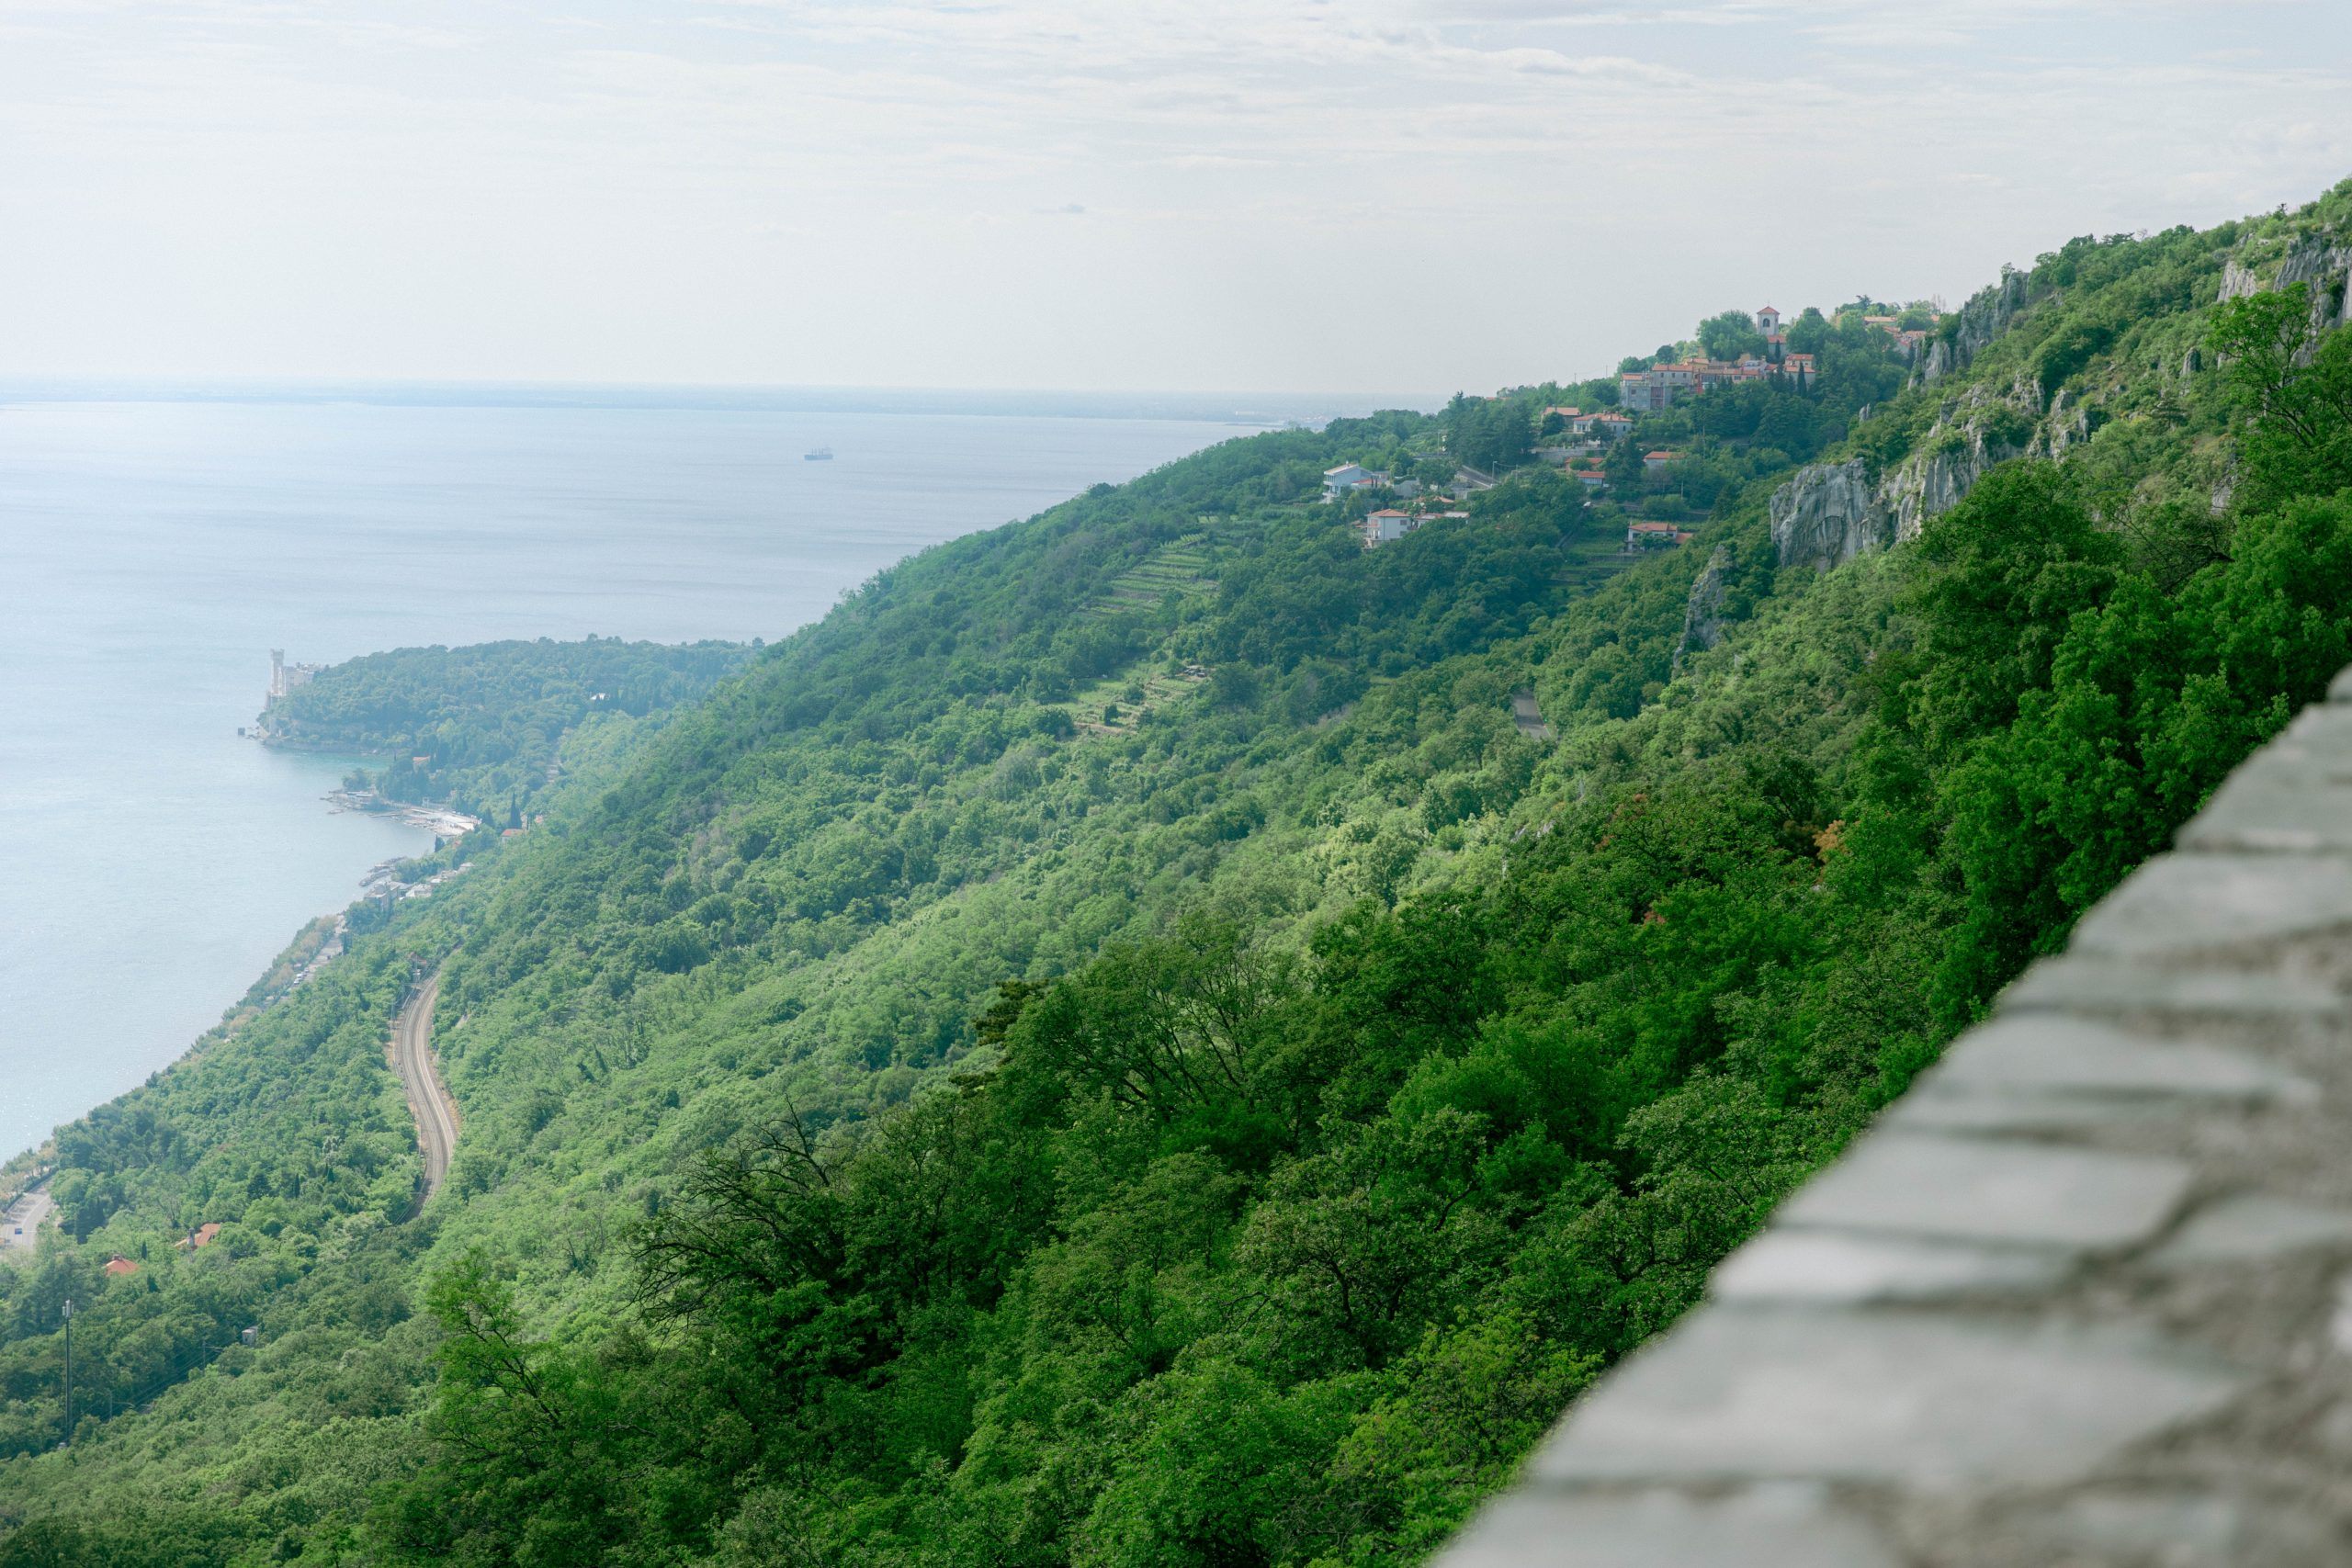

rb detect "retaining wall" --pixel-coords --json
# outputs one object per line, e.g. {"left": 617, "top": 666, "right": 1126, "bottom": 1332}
{"left": 1440, "top": 669, "right": 2352, "bottom": 1565}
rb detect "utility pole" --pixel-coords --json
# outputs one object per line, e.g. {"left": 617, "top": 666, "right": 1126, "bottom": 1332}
{"left": 61, "top": 1297, "right": 73, "bottom": 1446}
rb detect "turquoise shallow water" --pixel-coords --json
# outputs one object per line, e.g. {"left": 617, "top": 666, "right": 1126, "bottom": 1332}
{"left": 0, "top": 392, "right": 1266, "bottom": 1163}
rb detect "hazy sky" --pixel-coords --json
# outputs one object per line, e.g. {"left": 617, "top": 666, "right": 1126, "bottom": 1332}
{"left": 1, "top": 0, "right": 2346, "bottom": 394}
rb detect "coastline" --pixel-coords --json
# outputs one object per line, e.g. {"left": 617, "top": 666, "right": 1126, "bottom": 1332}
{"left": 324, "top": 787, "right": 480, "bottom": 839}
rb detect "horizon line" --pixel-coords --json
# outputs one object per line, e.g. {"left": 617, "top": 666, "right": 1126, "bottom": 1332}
{"left": 0, "top": 375, "right": 1453, "bottom": 421}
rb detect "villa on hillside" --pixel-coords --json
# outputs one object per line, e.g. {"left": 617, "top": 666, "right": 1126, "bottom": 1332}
{"left": 1324, "top": 464, "right": 1426, "bottom": 502}
{"left": 1361, "top": 507, "right": 1469, "bottom": 548}
{"left": 1626, "top": 520, "right": 1694, "bottom": 549}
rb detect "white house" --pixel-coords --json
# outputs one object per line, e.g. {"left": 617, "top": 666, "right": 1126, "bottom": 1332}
{"left": 1323, "top": 463, "right": 1374, "bottom": 501}
{"left": 1362, "top": 509, "right": 1418, "bottom": 547}
{"left": 1626, "top": 520, "right": 1692, "bottom": 549}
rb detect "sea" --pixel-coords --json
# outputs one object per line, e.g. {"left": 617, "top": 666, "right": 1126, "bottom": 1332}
{"left": 0, "top": 385, "right": 1404, "bottom": 1165}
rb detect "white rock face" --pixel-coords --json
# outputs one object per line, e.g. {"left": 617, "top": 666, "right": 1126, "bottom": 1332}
{"left": 1770, "top": 458, "right": 1889, "bottom": 572}
{"left": 1775, "top": 400, "right": 2029, "bottom": 570}
{"left": 2218, "top": 234, "right": 2351, "bottom": 333}
{"left": 1920, "top": 267, "right": 2030, "bottom": 387}
{"left": 1885, "top": 427, "right": 2030, "bottom": 545}
{"left": 1677, "top": 545, "right": 1733, "bottom": 661}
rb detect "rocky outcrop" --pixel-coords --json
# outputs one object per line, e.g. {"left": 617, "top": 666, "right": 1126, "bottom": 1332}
{"left": 1676, "top": 547, "right": 1733, "bottom": 665}
{"left": 1775, "top": 387, "right": 2035, "bottom": 568}
{"left": 2278, "top": 238, "right": 2351, "bottom": 333}
{"left": 2218, "top": 233, "right": 2351, "bottom": 333}
{"left": 1919, "top": 267, "right": 2030, "bottom": 386}
{"left": 2043, "top": 388, "right": 2093, "bottom": 457}
{"left": 1770, "top": 458, "right": 1890, "bottom": 572}
{"left": 1884, "top": 430, "right": 2024, "bottom": 545}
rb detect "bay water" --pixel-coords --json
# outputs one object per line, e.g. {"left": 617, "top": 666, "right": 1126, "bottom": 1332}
{"left": 0, "top": 390, "right": 1324, "bottom": 1164}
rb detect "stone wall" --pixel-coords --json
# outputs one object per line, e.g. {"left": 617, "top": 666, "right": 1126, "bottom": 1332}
{"left": 1438, "top": 669, "right": 2352, "bottom": 1566}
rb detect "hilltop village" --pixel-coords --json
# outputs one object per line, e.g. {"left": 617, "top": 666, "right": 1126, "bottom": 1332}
{"left": 1325, "top": 299, "right": 1938, "bottom": 554}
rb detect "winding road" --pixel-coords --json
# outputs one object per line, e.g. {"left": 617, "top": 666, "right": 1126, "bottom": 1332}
{"left": 390, "top": 973, "right": 459, "bottom": 1201}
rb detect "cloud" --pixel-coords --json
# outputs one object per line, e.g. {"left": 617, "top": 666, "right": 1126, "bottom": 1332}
{"left": 0, "top": 0, "right": 2345, "bottom": 391}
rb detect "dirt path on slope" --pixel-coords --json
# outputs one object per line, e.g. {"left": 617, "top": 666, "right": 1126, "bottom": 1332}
{"left": 390, "top": 973, "right": 459, "bottom": 1201}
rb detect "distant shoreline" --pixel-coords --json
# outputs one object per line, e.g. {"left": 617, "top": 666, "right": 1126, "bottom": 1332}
{"left": 0, "top": 378, "right": 1444, "bottom": 426}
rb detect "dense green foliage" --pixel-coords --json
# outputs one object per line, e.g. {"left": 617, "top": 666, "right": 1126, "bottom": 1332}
{"left": 5, "top": 180, "right": 2352, "bottom": 1568}
{"left": 265, "top": 637, "right": 752, "bottom": 817}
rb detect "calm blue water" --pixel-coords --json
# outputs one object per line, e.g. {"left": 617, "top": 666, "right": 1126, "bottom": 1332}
{"left": 0, "top": 395, "right": 1262, "bottom": 1163}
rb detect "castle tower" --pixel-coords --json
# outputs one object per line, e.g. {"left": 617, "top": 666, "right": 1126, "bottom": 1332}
{"left": 269, "top": 649, "right": 287, "bottom": 700}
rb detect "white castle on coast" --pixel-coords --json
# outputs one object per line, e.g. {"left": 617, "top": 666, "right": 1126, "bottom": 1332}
{"left": 268, "top": 649, "right": 322, "bottom": 700}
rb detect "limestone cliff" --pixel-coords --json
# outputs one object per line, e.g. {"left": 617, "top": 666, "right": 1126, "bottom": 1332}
{"left": 1918, "top": 267, "right": 2030, "bottom": 386}
{"left": 1769, "top": 458, "right": 1889, "bottom": 572}
{"left": 2220, "top": 231, "right": 2351, "bottom": 333}
{"left": 1675, "top": 546, "right": 1733, "bottom": 666}
{"left": 1887, "top": 385, "right": 2039, "bottom": 545}
{"left": 1774, "top": 384, "right": 2037, "bottom": 569}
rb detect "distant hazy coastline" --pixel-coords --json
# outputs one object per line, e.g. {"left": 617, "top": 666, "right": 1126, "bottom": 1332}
{"left": 0, "top": 378, "right": 1444, "bottom": 428}
{"left": 0, "top": 395, "right": 1246, "bottom": 1164}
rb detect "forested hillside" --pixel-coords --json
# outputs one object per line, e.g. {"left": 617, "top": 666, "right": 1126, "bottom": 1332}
{"left": 262, "top": 637, "right": 752, "bottom": 819}
{"left": 4, "top": 180, "right": 2351, "bottom": 1567}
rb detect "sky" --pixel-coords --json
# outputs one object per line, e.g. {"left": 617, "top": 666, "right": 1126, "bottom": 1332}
{"left": 0, "top": 0, "right": 2346, "bottom": 395}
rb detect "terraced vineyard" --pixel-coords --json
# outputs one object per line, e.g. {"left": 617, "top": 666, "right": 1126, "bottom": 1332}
{"left": 1082, "top": 533, "right": 1217, "bottom": 615}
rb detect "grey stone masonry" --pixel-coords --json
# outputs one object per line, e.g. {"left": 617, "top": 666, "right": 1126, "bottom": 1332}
{"left": 1437, "top": 668, "right": 2352, "bottom": 1566}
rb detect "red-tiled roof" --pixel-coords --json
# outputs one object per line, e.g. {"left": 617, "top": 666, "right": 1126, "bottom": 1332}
{"left": 104, "top": 1256, "right": 139, "bottom": 1276}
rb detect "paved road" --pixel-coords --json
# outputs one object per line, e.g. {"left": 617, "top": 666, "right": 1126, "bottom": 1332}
{"left": 0, "top": 1186, "right": 51, "bottom": 1254}
{"left": 390, "top": 974, "right": 459, "bottom": 1200}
